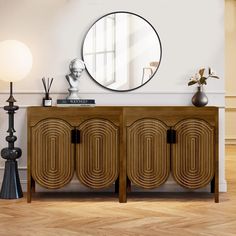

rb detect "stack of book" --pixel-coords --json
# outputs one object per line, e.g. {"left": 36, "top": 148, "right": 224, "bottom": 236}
{"left": 57, "top": 99, "right": 95, "bottom": 107}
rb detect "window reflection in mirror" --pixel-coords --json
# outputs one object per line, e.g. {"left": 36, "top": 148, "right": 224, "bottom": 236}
{"left": 82, "top": 12, "right": 162, "bottom": 91}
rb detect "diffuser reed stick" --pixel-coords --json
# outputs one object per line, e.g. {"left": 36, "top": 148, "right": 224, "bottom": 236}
{"left": 42, "top": 77, "right": 53, "bottom": 106}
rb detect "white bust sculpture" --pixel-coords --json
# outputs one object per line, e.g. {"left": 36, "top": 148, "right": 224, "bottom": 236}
{"left": 66, "top": 58, "right": 85, "bottom": 99}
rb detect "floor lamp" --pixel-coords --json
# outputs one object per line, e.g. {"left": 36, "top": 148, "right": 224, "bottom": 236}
{"left": 0, "top": 40, "right": 32, "bottom": 199}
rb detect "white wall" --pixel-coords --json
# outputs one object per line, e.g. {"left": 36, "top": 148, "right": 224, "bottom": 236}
{"left": 0, "top": 0, "right": 226, "bottom": 192}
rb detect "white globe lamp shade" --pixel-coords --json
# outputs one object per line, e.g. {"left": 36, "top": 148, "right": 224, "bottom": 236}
{"left": 0, "top": 40, "right": 32, "bottom": 82}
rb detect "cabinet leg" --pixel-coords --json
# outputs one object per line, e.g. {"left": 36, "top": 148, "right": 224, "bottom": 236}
{"left": 115, "top": 177, "right": 119, "bottom": 194}
{"left": 119, "top": 177, "right": 130, "bottom": 202}
{"left": 215, "top": 192, "right": 219, "bottom": 203}
{"left": 27, "top": 176, "right": 32, "bottom": 203}
{"left": 214, "top": 175, "right": 219, "bottom": 203}
{"left": 211, "top": 176, "right": 219, "bottom": 203}
{"left": 27, "top": 192, "right": 31, "bottom": 203}
{"left": 119, "top": 175, "right": 127, "bottom": 203}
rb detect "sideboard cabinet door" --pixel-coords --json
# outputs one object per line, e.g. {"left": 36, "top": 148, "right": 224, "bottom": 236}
{"left": 31, "top": 118, "right": 74, "bottom": 189}
{"left": 127, "top": 119, "right": 170, "bottom": 189}
{"left": 76, "top": 118, "right": 119, "bottom": 189}
{"left": 172, "top": 119, "right": 215, "bottom": 189}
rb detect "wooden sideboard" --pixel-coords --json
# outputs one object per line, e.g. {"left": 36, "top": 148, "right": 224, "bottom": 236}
{"left": 27, "top": 106, "right": 219, "bottom": 203}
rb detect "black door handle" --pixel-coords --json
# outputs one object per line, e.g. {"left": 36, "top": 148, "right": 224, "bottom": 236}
{"left": 71, "top": 129, "right": 80, "bottom": 144}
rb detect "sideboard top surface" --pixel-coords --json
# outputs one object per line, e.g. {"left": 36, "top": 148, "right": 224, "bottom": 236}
{"left": 27, "top": 106, "right": 218, "bottom": 128}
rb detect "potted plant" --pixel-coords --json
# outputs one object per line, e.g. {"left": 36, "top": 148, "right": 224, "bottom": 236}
{"left": 188, "top": 67, "right": 220, "bottom": 107}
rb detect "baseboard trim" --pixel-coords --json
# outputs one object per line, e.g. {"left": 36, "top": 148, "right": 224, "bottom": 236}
{"left": 0, "top": 169, "right": 227, "bottom": 193}
{"left": 225, "top": 137, "right": 236, "bottom": 145}
{"left": 3, "top": 180, "right": 226, "bottom": 193}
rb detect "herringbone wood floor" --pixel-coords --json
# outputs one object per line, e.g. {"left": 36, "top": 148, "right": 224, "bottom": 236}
{"left": 0, "top": 146, "right": 236, "bottom": 236}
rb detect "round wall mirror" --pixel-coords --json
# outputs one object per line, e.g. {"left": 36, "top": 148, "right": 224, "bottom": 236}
{"left": 82, "top": 11, "right": 162, "bottom": 92}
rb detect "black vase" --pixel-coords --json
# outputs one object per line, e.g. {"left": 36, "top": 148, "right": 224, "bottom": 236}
{"left": 192, "top": 86, "right": 208, "bottom": 107}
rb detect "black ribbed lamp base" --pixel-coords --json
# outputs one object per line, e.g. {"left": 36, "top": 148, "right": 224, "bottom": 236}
{"left": 0, "top": 82, "right": 23, "bottom": 199}
{"left": 0, "top": 160, "right": 23, "bottom": 199}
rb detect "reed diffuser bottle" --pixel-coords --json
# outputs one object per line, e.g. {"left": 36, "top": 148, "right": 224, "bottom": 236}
{"left": 42, "top": 77, "right": 53, "bottom": 107}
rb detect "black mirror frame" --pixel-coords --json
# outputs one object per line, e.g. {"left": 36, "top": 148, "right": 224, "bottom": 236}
{"left": 81, "top": 11, "right": 162, "bottom": 92}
